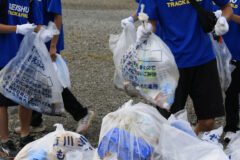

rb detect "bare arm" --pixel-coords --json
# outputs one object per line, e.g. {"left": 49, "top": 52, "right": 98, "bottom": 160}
{"left": 0, "top": 24, "right": 16, "bottom": 33}
{"left": 221, "top": 3, "right": 233, "bottom": 21}
{"left": 231, "top": 14, "right": 240, "bottom": 24}
{"left": 148, "top": 20, "right": 157, "bottom": 33}
{"left": 132, "top": 11, "right": 138, "bottom": 22}
{"left": 49, "top": 14, "right": 62, "bottom": 61}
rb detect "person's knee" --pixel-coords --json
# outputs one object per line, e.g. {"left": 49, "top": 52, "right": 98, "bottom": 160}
{"left": 194, "top": 119, "right": 215, "bottom": 135}
{"left": 199, "top": 119, "right": 215, "bottom": 130}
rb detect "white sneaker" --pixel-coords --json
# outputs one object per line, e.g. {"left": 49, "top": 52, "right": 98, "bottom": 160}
{"left": 224, "top": 131, "right": 236, "bottom": 142}
{"left": 14, "top": 124, "right": 46, "bottom": 134}
{"left": 76, "top": 111, "right": 94, "bottom": 133}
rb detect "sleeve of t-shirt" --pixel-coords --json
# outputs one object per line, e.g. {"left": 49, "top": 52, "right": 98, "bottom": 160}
{"left": 136, "top": 0, "right": 158, "bottom": 20}
{"left": 47, "top": 0, "right": 62, "bottom": 15}
{"left": 213, "top": 0, "right": 229, "bottom": 7}
{"left": 135, "top": 0, "right": 140, "bottom": 3}
{"left": 29, "top": 0, "right": 43, "bottom": 25}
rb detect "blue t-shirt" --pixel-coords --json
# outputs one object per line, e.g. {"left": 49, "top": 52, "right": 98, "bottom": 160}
{"left": 0, "top": 0, "right": 42, "bottom": 67}
{"left": 138, "top": 0, "right": 228, "bottom": 68}
{"left": 212, "top": 1, "right": 240, "bottom": 61}
{"left": 39, "top": 0, "right": 64, "bottom": 53}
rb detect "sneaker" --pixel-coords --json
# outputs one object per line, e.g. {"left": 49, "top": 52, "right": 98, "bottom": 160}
{"left": 1, "top": 140, "right": 18, "bottom": 157}
{"left": 19, "top": 135, "right": 34, "bottom": 148}
{"left": 14, "top": 124, "right": 46, "bottom": 134}
{"left": 76, "top": 110, "right": 94, "bottom": 133}
{"left": 224, "top": 131, "right": 236, "bottom": 143}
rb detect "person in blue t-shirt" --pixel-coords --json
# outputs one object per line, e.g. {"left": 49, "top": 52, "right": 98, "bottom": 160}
{"left": 0, "top": 0, "right": 42, "bottom": 157}
{"left": 14, "top": 0, "right": 94, "bottom": 135}
{"left": 212, "top": 1, "right": 240, "bottom": 142}
{"left": 137, "top": 0, "right": 233, "bottom": 135}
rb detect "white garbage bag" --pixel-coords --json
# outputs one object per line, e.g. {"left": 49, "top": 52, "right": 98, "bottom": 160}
{"left": 53, "top": 54, "right": 71, "bottom": 88}
{"left": 158, "top": 123, "right": 229, "bottom": 160}
{"left": 15, "top": 124, "right": 94, "bottom": 160}
{"left": 110, "top": 23, "right": 136, "bottom": 91}
{"left": 199, "top": 127, "right": 224, "bottom": 149}
{"left": 209, "top": 34, "right": 234, "bottom": 91}
{"left": 225, "top": 132, "right": 240, "bottom": 160}
{"left": 121, "top": 30, "right": 179, "bottom": 110}
{"left": 96, "top": 100, "right": 168, "bottom": 160}
{"left": 0, "top": 22, "right": 64, "bottom": 115}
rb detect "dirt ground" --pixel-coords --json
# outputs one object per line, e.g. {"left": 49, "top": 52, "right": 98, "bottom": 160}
{"left": 1, "top": 0, "right": 226, "bottom": 159}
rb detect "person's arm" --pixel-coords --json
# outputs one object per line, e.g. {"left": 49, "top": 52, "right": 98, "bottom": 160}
{"left": 49, "top": 13, "right": 62, "bottom": 61}
{"left": 0, "top": 24, "right": 17, "bottom": 33}
{"left": 132, "top": 11, "right": 138, "bottom": 22}
{"left": 148, "top": 20, "right": 157, "bottom": 33}
{"left": 220, "top": 3, "right": 233, "bottom": 21}
{"left": 231, "top": 14, "right": 240, "bottom": 24}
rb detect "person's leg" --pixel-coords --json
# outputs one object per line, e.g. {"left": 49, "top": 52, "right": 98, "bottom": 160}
{"left": 0, "top": 107, "right": 9, "bottom": 142}
{"left": 18, "top": 105, "right": 32, "bottom": 137}
{"left": 224, "top": 62, "right": 240, "bottom": 133}
{"left": 31, "top": 110, "right": 43, "bottom": 127}
{"left": 190, "top": 59, "right": 225, "bottom": 135}
{"left": 62, "top": 88, "right": 88, "bottom": 121}
{"left": 170, "top": 67, "right": 193, "bottom": 114}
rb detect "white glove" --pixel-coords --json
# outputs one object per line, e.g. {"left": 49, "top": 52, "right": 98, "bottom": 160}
{"left": 39, "top": 27, "right": 54, "bottom": 43}
{"left": 214, "top": 16, "right": 229, "bottom": 36}
{"left": 16, "top": 23, "right": 36, "bottom": 35}
{"left": 214, "top": 10, "right": 222, "bottom": 19}
{"left": 121, "top": 16, "right": 135, "bottom": 28}
{"left": 136, "top": 23, "right": 153, "bottom": 43}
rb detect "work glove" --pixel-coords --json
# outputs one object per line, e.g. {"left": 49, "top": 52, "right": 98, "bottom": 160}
{"left": 214, "top": 10, "right": 222, "bottom": 19}
{"left": 136, "top": 23, "right": 153, "bottom": 44}
{"left": 39, "top": 27, "right": 54, "bottom": 43}
{"left": 16, "top": 23, "right": 36, "bottom": 35}
{"left": 121, "top": 16, "right": 135, "bottom": 28}
{"left": 214, "top": 16, "right": 229, "bottom": 36}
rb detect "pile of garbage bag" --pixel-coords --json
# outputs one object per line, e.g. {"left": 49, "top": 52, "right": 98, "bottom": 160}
{"left": 15, "top": 100, "right": 240, "bottom": 160}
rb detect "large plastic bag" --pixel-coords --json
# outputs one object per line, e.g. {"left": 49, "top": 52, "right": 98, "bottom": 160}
{"left": 15, "top": 124, "right": 94, "bottom": 160}
{"left": 209, "top": 34, "right": 234, "bottom": 91}
{"left": 53, "top": 54, "right": 71, "bottom": 88}
{"left": 158, "top": 123, "right": 229, "bottom": 160}
{"left": 96, "top": 100, "right": 168, "bottom": 160}
{"left": 0, "top": 22, "right": 64, "bottom": 115}
{"left": 110, "top": 23, "right": 136, "bottom": 91}
{"left": 121, "top": 31, "right": 179, "bottom": 110}
{"left": 225, "top": 132, "right": 240, "bottom": 160}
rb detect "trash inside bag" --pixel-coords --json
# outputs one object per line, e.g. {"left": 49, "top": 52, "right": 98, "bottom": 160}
{"left": 0, "top": 22, "right": 64, "bottom": 115}
{"left": 225, "top": 132, "right": 240, "bottom": 160}
{"left": 15, "top": 124, "right": 94, "bottom": 160}
{"left": 96, "top": 100, "right": 168, "bottom": 160}
{"left": 110, "top": 23, "right": 136, "bottom": 92}
{"left": 121, "top": 31, "right": 179, "bottom": 110}
{"left": 53, "top": 54, "right": 71, "bottom": 89}
{"left": 209, "top": 34, "right": 234, "bottom": 91}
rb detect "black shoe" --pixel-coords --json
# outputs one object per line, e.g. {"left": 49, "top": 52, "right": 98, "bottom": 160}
{"left": 1, "top": 140, "right": 18, "bottom": 157}
{"left": 19, "top": 135, "right": 34, "bottom": 148}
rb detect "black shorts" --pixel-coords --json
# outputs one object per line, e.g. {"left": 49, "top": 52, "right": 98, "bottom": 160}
{"left": 0, "top": 67, "right": 18, "bottom": 107}
{"left": 170, "top": 59, "right": 225, "bottom": 120}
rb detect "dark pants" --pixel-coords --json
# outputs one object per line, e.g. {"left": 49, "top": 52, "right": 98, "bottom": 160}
{"left": 224, "top": 61, "right": 240, "bottom": 133}
{"left": 31, "top": 88, "right": 88, "bottom": 126}
{"left": 158, "top": 59, "right": 224, "bottom": 120}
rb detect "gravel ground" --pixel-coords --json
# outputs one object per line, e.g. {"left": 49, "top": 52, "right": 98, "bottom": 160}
{"left": 1, "top": 0, "right": 226, "bottom": 159}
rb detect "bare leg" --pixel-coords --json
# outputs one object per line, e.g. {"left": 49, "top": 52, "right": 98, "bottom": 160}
{"left": 18, "top": 105, "right": 32, "bottom": 137}
{"left": 0, "top": 107, "right": 9, "bottom": 142}
{"left": 194, "top": 118, "right": 215, "bottom": 135}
